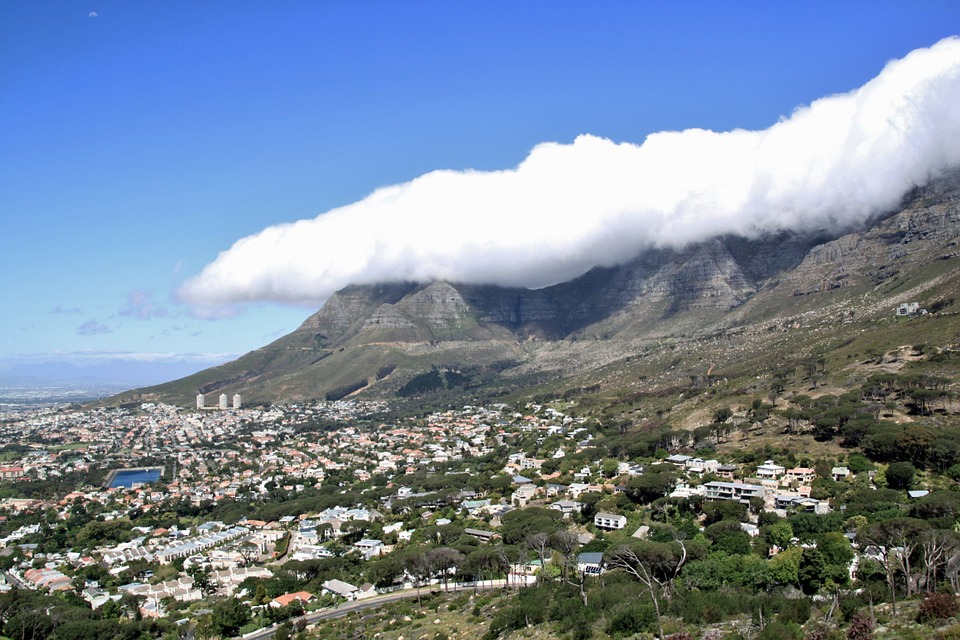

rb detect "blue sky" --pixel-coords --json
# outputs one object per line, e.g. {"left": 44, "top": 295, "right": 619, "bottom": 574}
{"left": 2, "top": 1, "right": 959, "bottom": 383}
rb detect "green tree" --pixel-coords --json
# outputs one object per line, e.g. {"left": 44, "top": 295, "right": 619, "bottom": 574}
{"left": 626, "top": 469, "right": 676, "bottom": 505}
{"left": 798, "top": 547, "right": 826, "bottom": 594}
{"left": 209, "top": 597, "right": 251, "bottom": 637}
{"left": 762, "top": 519, "right": 794, "bottom": 550}
{"left": 714, "top": 406, "right": 733, "bottom": 423}
{"left": 767, "top": 546, "right": 802, "bottom": 587}
{"left": 817, "top": 531, "right": 853, "bottom": 566}
{"left": 601, "top": 458, "right": 619, "bottom": 478}
{"left": 499, "top": 507, "right": 562, "bottom": 545}
{"left": 885, "top": 461, "right": 916, "bottom": 490}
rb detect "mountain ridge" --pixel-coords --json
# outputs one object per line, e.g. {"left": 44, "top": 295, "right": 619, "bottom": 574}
{"left": 113, "top": 169, "right": 960, "bottom": 407}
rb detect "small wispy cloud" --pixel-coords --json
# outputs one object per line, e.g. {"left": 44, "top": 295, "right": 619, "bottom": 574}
{"left": 50, "top": 305, "right": 82, "bottom": 315}
{"left": 119, "top": 289, "right": 169, "bottom": 320}
{"left": 76, "top": 320, "right": 112, "bottom": 336}
{"left": 187, "top": 304, "right": 243, "bottom": 321}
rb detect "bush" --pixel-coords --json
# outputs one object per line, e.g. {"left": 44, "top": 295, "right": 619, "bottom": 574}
{"left": 758, "top": 621, "right": 802, "bottom": 640}
{"left": 918, "top": 591, "right": 959, "bottom": 623}
{"left": 777, "top": 597, "right": 812, "bottom": 625}
{"left": 805, "top": 622, "right": 845, "bottom": 640}
{"left": 846, "top": 611, "right": 874, "bottom": 640}
{"left": 605, "top": 604, "right": 656, "bottom": 637}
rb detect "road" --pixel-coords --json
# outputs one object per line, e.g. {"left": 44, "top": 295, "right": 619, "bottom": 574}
{"left": 237, "top": 580, "right": 514, "bottom": 640}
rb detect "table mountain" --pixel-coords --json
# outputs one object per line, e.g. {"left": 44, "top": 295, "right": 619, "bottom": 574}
{"left": 118, "top": 169, "right": 960, "bottom": 407}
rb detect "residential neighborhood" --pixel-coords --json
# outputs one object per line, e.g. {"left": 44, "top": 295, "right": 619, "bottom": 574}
{"left": 0, "top": 395, "right": 953, "bottom": 639}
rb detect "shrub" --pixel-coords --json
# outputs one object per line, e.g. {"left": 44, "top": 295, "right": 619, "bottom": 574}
{"left": 918, "top": 591, "right": 959, "bottom": 623}
{"left": 805, "top": 622, "right": 845, "bottom": 640}
{"left": 605, "top": 604, "right": 656, "bottom": 637}
{"left": 846, "top": 612, "right": 874, "bottom": 640}
{"left": 758, "top": 621, "right": 802, "bottom": 640}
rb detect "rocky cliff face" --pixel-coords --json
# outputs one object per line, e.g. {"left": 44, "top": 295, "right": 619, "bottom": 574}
{"left": 292, "top": 171, "right": 960, "bottom": 347}
{"left": 294, "top": 231, "right": 823, "bottom": 344}
{"left": 780, "top": 171, "right": 960, "bottom": 296}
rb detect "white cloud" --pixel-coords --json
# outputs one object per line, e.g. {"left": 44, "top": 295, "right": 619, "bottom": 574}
{"left": 179, "top": 37, "right": 960, "bottom": 307}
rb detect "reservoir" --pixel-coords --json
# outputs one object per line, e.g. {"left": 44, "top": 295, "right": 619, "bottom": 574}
{"left": 108, "top": 468, "right": 162, "bottom": 488}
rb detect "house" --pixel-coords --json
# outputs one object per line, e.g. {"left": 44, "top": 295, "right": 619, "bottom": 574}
{"left": 685, "top": 458, "right": 719, "bottom": 476}
{"left": 573, "top": 466, "right": 592, "bottom": 481}
{"left": 666, "top": 454, "right": 693, "bottom": 468}
{"left": 618, "top": 462, "right": 645, "bottom": 476}
{"left": 567, "top": 483, "right": 591, "bottom": 498}
{"left": 356, "top": 583, "right": 378, "bottom": 600}
{"left": 321, "top": 579, "right": 360, "bottom": 600}
{"left": 354, "top": 539, "right": 383, "bottom": 560}
{"left": 463, "top": 499, "right": 492, "bottom": 515}
{"left": 512, "top": 484, "right": 539, "bottom": 507}
{"left": 670, "top": 484, "right": 703, "bottom": 499}
{"left": 271, "top": 591, "right": 314, "bottom": 608}
{"left": 577, "top": 552, "right": 605, "bottom": 576}
{"left": 896, "top": 302, "right": 927, "bottom": 317}
{"left": 755, "top": 461, "right": 786, "bottom": 479}
{"left": 550, "top": 500, "right": 582, "bottom": 517}
{"left": 23, "top": 568, "right": 71, "bottom": 592}
{"left": 594, "top": 512, "right": 627, "bottom": 530}
{"left": 704, "top": 481, "right": 765, "bottom": 502}
{"left": 775, "top": 494, "right": 830, "bottom": 514}
{"left": 544, "top": 483, "right": 568, "bottom": 497}
{"left": 831, "top": 467, "right": 850, "bottom": 481}
{"left": 464, "top": 528, "right": 499, "bottom": 543}
{"left": 716, "top": 464, "right": 738, "bottom": 481}
{"left": 519, "top": 458, "right": 545, "bottom": 471}
{"left": 786, "top": 467, "right": 815, "bottom": 485}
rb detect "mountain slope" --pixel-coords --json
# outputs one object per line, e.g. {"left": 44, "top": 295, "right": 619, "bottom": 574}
{"left": 116, "top": 170, "right": 960, "bottom": 407}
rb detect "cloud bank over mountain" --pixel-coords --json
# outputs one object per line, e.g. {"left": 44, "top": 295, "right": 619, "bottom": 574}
{"left": 180, "top": 37, "right": 960, "bottom": 307}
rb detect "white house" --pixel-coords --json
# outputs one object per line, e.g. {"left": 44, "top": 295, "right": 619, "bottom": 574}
{"left": 321, "top": 579, "right": 360, "bottom": 600}
{"left": 755, "top": 461, "right": 786, "bottom": 479}
{"left": 594, "top": 512, "right": 627, "bottom": 530}
{"left": 704, "top": 481, "right": 765, "bottom": 502}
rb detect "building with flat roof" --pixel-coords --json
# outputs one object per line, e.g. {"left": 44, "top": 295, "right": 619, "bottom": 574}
{"left": 704, "top": 481, "right": 765, "bottom": 502}
{"left": 594, "top": 512, "right": 627, "bottom": 530}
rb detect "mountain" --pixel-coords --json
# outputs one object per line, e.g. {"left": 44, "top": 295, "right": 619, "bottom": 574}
{"left": 114, "top": 170, "right": 960, "bottom": 408}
